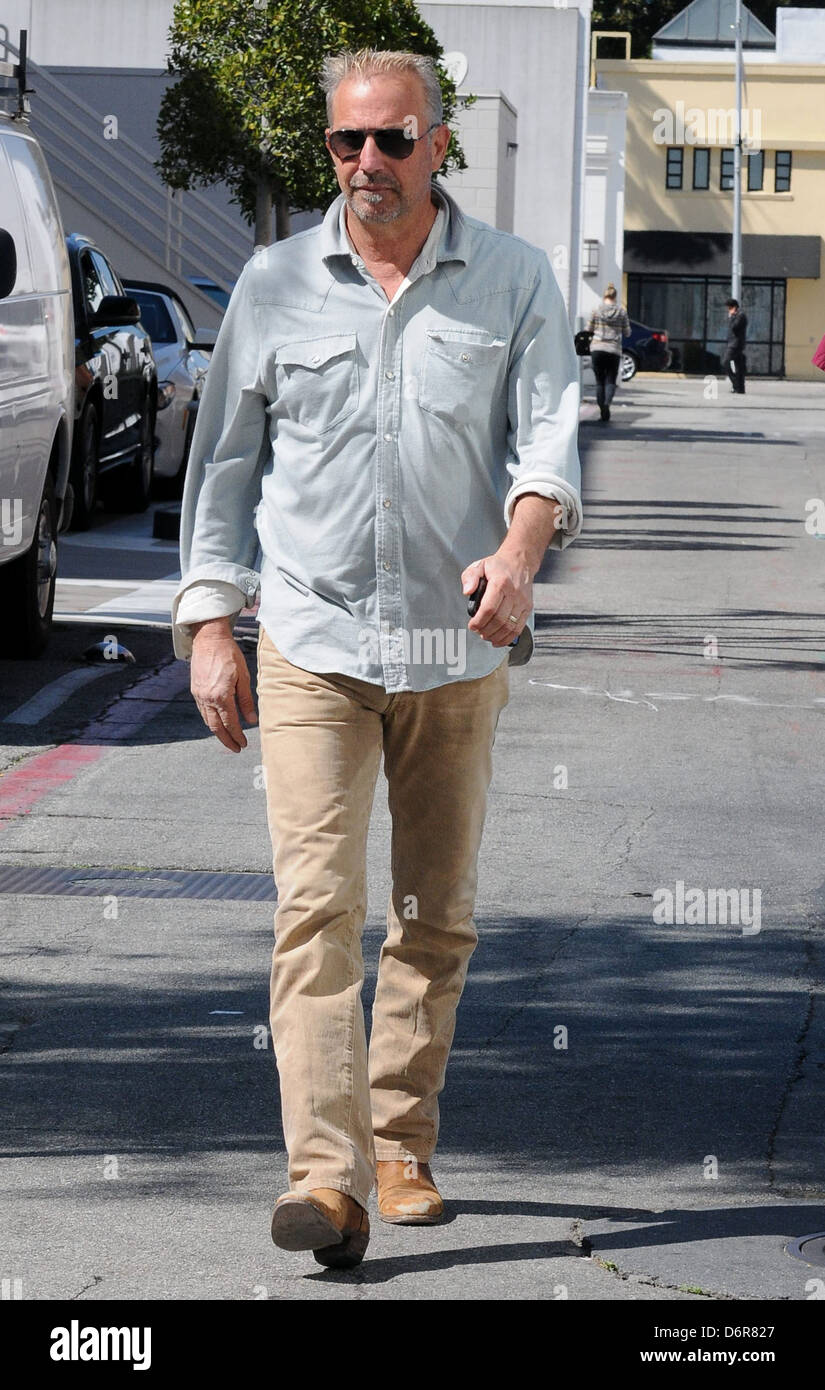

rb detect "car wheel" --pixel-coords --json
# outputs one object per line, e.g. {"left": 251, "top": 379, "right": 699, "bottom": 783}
{"left": 620, "top": 352, "right": 638, "bottom": 383}
{"left": 0, "top": 473, "right": 58, "bottom": 658}
{"left": 69, "top": 403, "right": 99, "bottom": 531}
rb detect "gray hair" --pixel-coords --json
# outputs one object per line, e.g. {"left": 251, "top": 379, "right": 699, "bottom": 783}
{"left": 320, "top": 49, "right": 444, "bottom": 128}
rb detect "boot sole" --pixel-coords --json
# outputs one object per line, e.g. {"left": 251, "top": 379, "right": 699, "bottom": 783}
{"left": 271, "top": 1196, "right": 369, "bottom": 1269}
{"left": 378, "top": 1206, "right": 445, "bottom": 1226}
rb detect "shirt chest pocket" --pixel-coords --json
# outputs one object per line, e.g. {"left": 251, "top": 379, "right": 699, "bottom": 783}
{"left": 418, "top": 328, "right": 507, "bottom": 424}
{"left": 272, "top": 333, "right": 359, "bottom": 435}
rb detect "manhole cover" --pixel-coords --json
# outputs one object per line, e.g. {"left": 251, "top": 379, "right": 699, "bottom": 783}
{"left": 786, "top": 1233, "right": 825, "bottom": 1268}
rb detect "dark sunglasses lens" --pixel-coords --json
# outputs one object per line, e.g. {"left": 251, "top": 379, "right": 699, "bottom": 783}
{"left": 374, "top": 130, "right": 415, "bottom": 159}
{"left": 330, "top": 130, "right": 365, "bottom": 157}
{"left": 330, "top": 129, "right": 416, "bottom": 160}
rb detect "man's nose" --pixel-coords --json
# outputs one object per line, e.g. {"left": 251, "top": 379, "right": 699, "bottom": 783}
{"left": 357, "top": 134, "right": 389, "bottom": 173}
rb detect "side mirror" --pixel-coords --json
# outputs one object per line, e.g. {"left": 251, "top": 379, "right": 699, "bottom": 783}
{"left": 88, "top": 294, "right": 141, "bottom": 327}
{"left": 0, "top": 229, "right": 18, "bottom": 299}
{"left": 187, "top": 329, "right": 217, "bottom": 351}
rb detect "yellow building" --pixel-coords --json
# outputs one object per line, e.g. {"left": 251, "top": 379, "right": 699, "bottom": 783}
{"left": 596, "top": 0, "right": 825, "bottom": 379}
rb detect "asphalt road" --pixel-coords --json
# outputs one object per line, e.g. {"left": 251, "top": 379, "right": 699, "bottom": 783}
{"left": 1, "top": 377, "right": 823, "bottom": 1302}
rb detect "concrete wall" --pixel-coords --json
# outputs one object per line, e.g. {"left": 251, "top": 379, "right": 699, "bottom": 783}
{"left": 447, "top": 91, "right": 517, "bottom": 230}
{"left": 421, "top": 2, "right": 590, "bottom": 320}
{"left": 581, "top": 88, "right": 628, "bottom": 323}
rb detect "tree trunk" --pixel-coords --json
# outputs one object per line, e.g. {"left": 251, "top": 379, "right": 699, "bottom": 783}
{"left": 275, "top": 187, "right": 291, "bottom": 241}
{"left": 254, "top": 175, "right": 272, "bottom": 249}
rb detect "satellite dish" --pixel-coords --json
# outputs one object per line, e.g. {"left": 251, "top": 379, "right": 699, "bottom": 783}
{"left": 440, "top": 51, "right": 469, "bottom": 87}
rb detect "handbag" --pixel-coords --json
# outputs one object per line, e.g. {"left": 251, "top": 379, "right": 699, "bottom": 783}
{"left": 574, "top": 329, "right": 593, "bottom": 357}
{"left": 812, "top": 333, "right": 825, "bottom": 372}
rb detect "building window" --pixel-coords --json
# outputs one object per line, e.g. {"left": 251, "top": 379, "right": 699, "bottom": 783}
{"left": 666, "top": 148, "right": 683, "bottom": 189}
{"left": 775, "top": 150, "right": 792, "bottom": 192}
{"left": 747, "top": 150, "right": 764, "bottom": 191}
{"left": 692, "top": 148, "right": 710, "bottom": 189}
{"left": 720, "top": 149, "right": 735, "bottom": 190}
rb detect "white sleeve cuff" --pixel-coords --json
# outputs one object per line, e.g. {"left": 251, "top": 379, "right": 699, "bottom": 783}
{"left": 172, "top": 579, "right": 249, "bottom": 661}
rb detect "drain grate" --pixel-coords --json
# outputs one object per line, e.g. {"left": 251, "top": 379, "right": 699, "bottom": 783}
{"left": 786, "top": 1233, "right": 825, "bottom": 1268}
{"left": 0, "top": 865, "right": 277, "bottom": 902}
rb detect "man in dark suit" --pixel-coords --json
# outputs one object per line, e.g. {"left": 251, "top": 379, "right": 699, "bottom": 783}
{"left": 722, "top": 298, "right": 748, "bottom": 394}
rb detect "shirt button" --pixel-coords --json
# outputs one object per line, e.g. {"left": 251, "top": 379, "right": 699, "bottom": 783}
{"left": 460, "top": 352, "right": 470, "bottom": 362}
{"left": 383, "top": 432, "right": 393, "bottom": 442}
{"left": 388, "top": 308, "right": 395, "bottom": 317}
{"left": 382, "top": 561, "right": 391, "bottom": 572}
{"left": 385, "top": 370, "right": 395, "bottom": 380}
{"left": 383, "top": 497, "right": 391, "bottom": 508}
{"left": 312, "top": 355, "right": 321, "bottom": 364}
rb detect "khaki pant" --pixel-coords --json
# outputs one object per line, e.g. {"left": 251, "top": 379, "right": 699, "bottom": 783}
{"left": 255, "top": 625, "right": 510, "bottom": 1209}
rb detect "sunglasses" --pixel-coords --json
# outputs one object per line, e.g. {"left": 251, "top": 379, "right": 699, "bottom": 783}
{"left": 327, "top": 123, "right": 440, "bottom": 161}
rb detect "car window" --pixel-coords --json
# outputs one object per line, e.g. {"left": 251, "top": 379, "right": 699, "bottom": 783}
{"left": 174, "top": 299, "right": 196, "bottom": 343}
{"left": 5, "top": 134, "right": 64, "bottom": 292}
{"left": 80, "top": 251, "right": 107, "bottom": 315}
{"left": 0, "top": 138, "right": 34, "bottom": 296}
{"left": 130, "top": 291, "right": 177, "bottom": 344}
{"left": 90, "top": 250, "right": 120, "bottom": 300}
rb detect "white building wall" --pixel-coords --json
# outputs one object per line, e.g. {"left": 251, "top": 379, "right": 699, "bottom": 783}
{"left": 0, "top": 1, "right": 174, "bottom": 66}
{"left": 581, "top": 88, "right": 628, "bottom": 325}
{"left": 446, "top": 92, "right": 517, "bottom": 230}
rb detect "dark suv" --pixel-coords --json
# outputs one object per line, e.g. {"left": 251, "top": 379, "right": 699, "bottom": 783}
{"left": 66, "top": 233, "right": 157, "bottom": 529}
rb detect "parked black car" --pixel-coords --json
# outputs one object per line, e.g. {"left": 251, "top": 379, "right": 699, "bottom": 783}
{"left": 620, "top": 319, "right": 673, "bottom": 381}
{"left": 66, "top": 233, "right": 158, "bottom": 529}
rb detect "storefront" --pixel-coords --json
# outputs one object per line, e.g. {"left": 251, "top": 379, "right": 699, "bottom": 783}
{"left": 627, "top": 273, "right": 786, "bottom": 376}
{"left": 624, "top": 231, "right": 819, "bottom": 379}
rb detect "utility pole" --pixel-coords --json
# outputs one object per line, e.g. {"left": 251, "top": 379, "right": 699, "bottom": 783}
{"left": 732, "top": 0, "right": 743, "bottom": 301}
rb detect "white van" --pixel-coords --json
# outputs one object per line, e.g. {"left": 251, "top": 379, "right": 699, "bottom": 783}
{"left": 0, "top": 106, "right": 74, "bottom": 657}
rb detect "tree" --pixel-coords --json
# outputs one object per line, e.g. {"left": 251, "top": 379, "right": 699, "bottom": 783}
{"left": 592, "top": 0, "right": 824, "bottom": 60}
{"left": 155, "top": 0, "right": 469, "bottom": 246}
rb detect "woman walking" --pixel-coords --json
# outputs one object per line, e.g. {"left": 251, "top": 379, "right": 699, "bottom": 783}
{"left": 588, "top": 284, "right": 631, "bottom": 422}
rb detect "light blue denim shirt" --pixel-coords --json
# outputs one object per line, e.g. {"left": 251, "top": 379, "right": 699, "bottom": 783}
{"left": 172, "top": 182, "right": 582, "bottom": 691}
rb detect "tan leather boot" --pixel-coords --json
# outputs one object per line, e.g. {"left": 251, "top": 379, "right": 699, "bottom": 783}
{"left": 375, "top": 1159, "right": 445, "bottom": 1225}
{"left": 271, "top": 1187, "right": 370, "bottom": 1268}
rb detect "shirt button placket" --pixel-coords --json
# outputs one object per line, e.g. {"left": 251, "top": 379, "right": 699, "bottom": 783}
{"left": 377, "top": 304, "right": 404, "bottom": 689}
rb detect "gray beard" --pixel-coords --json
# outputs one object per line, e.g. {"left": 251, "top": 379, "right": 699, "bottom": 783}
{"left": 346, "top": 187, "right": 405, "bottom": 224}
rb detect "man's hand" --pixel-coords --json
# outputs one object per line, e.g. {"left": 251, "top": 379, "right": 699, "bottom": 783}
{"left": 461, "top": 552, "right": 533, "bottom": 647}
{"left": 190, "top": 616, "right": 258, "bottom": 753}
{"left": 462, "top": 493, "right": 563, "bottom": 647}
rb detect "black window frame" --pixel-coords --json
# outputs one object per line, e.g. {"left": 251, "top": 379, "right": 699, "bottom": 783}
{"left": 666, "top": 147, "right": 684, "bottom": 190}
{"left": 720, "top": 148, "right": 735, "bottom": 191}
{"left": 747, "top": 149, "right": 764, "bottom": 191}
{"left": 775, "top": 150, "right": 792, "bottom": 192}
{"left": 692, "top": 147, "right": 710, "bottom": 190}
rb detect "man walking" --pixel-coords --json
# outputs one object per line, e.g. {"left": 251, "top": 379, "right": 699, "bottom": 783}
{"left": 172, "top": 48, "right": 582, "bottom": 1269}
{"left": 722, "top": 297, "right": 748, "bottom": 394}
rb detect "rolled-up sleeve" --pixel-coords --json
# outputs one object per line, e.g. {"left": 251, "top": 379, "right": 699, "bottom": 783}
{"left": 171, "top": 256, "right": 269, "bottom": 660}
{"left": 503, "top": 256, "right": 583, "bottom": 551}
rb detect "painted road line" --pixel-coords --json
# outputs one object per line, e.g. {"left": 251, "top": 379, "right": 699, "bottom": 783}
{"left": 54, "top": 577, "right": 180, "bottom": 626}
{"left": 0, "top": 661, "right": 193, "bottom": 822}
{"left": 3, "top": 666, "right": 120, "bottom": 725}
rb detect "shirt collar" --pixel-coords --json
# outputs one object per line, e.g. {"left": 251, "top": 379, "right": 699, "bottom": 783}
{"left": 319, "top": 181, "right": 469, "bottom": 269}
